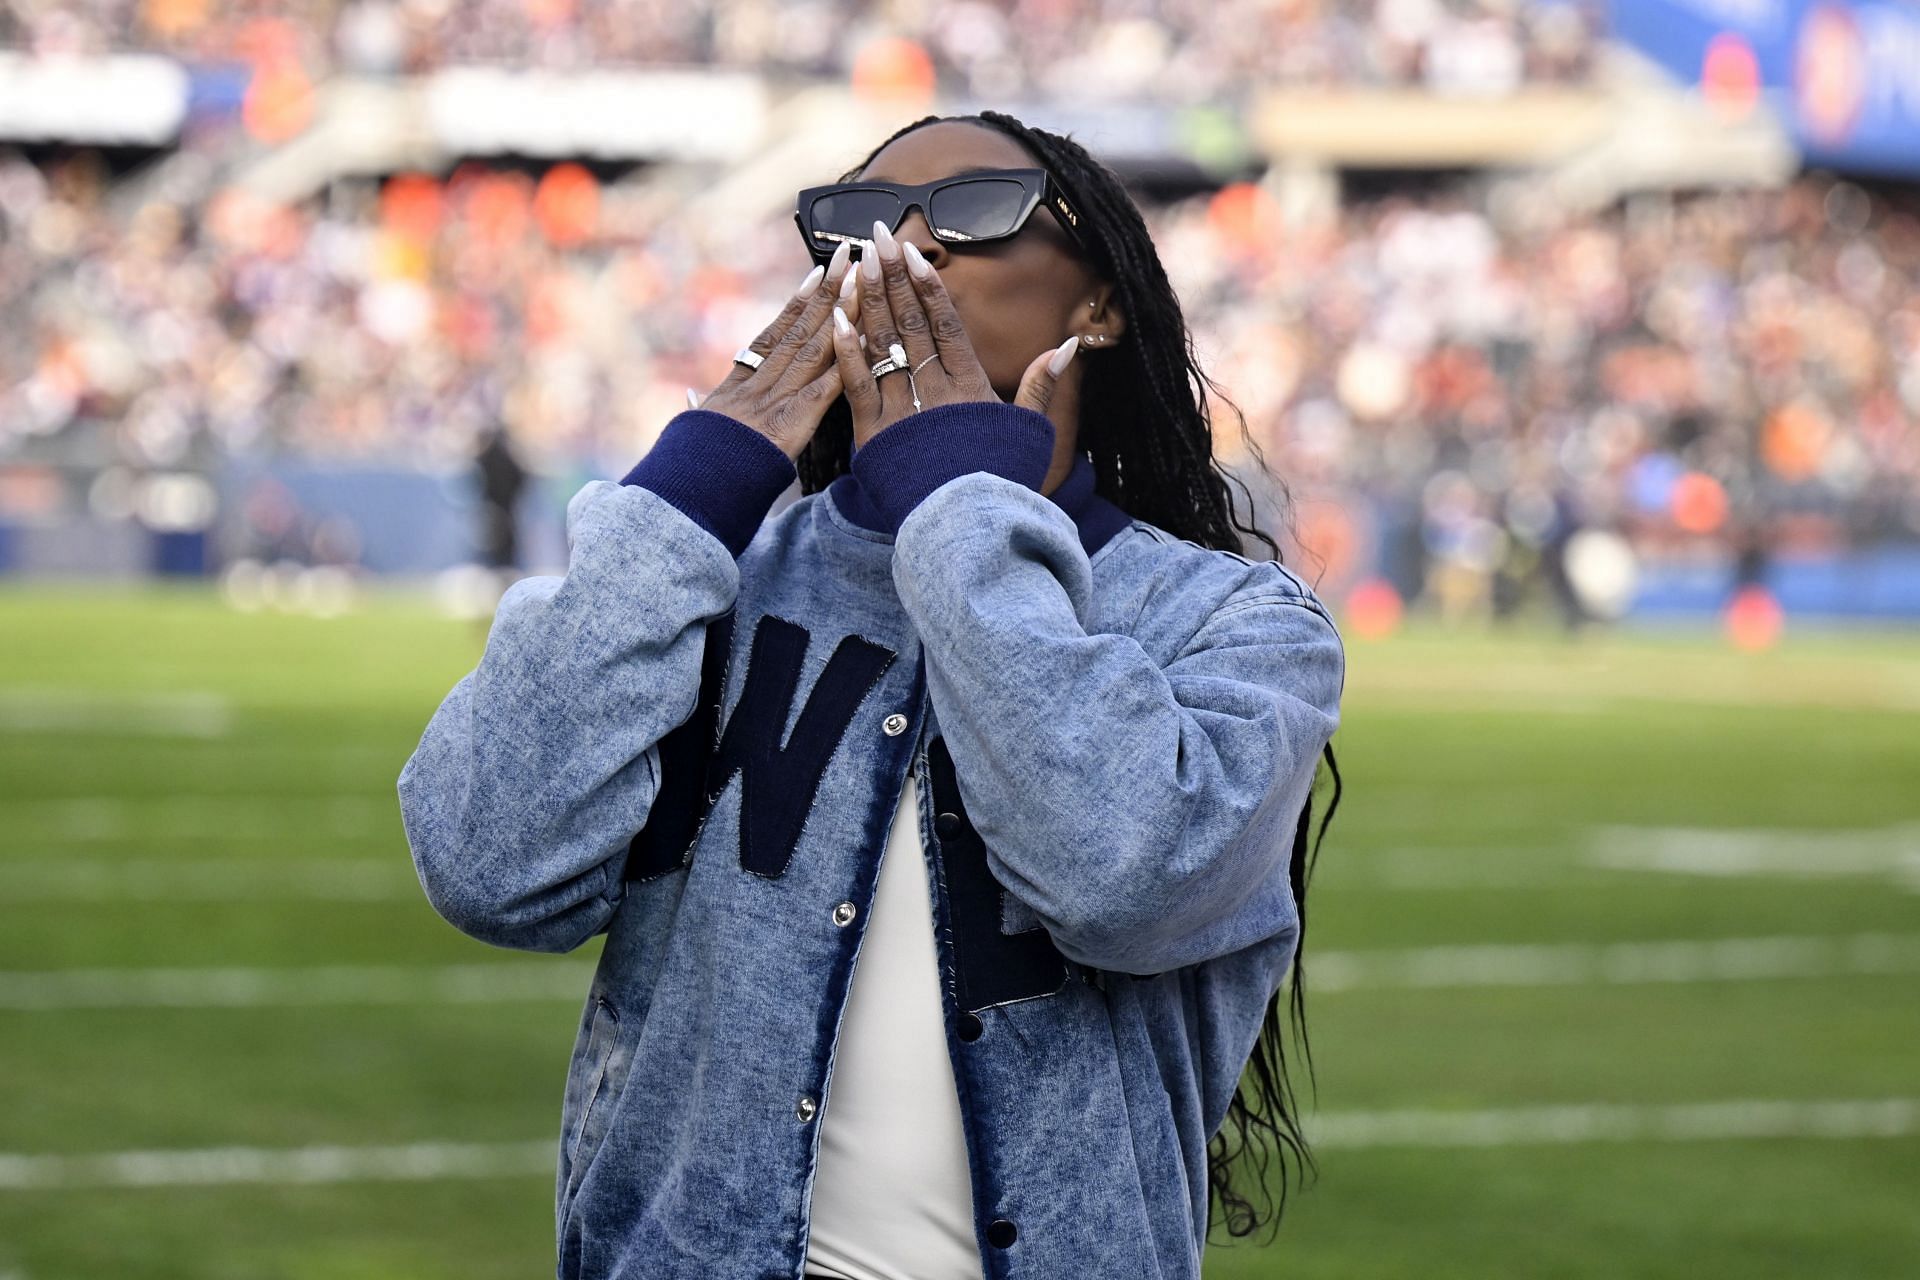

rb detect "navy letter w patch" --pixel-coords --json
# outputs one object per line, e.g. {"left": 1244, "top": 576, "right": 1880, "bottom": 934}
{"left": 626, "top": 612, "right": 895, "bottom": 882}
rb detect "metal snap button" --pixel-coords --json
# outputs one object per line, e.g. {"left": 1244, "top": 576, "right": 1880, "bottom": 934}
{"left": 831, "top": 901, "right": 857, "bottom": 927}
{"left": 882, "top": 713, "right": 909, "bottom": 737}
{"left": 986, "top": 1218, "right": 1018, "bottom": 1248}
{"left": 796, "top": 1096, "right": 818, "bottom": 1122}
{"left": 957, "top": 1012, "right": 983, "bottom": 1042}
{"left": 934, "top": 811, "right": 963, "bottom": 838}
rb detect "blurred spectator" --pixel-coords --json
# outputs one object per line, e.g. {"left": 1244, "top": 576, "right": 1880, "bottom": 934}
{"left": 474, "top": 422, "right": 525, "bottom": 574}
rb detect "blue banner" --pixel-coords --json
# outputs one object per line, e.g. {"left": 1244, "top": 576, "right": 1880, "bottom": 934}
{"left": 1609, "top": 0, "right": 1920, "bottom": 176}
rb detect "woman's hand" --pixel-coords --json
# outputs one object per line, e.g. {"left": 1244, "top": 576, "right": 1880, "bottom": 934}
{"left": 693, "top": 240, "right": 855, "bottom": 461}
{"left": 832, "top": 218, "right": 1080, "bottom": 453}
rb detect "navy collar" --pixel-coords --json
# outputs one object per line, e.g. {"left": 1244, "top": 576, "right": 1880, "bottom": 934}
{"left": 827, "top": 452, "right": 1133, "bottom": 558}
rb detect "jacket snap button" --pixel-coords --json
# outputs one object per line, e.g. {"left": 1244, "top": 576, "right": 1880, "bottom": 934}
{"left": 881, "top": 713, "right": 909, "bottom": 737}
{"left": 934, "top": 811, "right": 963, "bottom": 838}
{"left": 795, "top": 1096, "right": 818, "bottom": 1122}
{"left": 986, "top": 1218, "right": 1018, "bottom": 1248}
{"left": 831, "top": 901, "right": 857, "bottom": 927}
{"left": 957, "top": 1012, "right": 983, "bottom": 1042}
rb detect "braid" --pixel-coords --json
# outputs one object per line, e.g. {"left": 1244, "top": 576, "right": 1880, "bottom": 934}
{"left": 795, "top": 110, "right": 1343, "bottom": 1247}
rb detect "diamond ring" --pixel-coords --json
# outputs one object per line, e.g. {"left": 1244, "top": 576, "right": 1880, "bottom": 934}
{"left": 869, "top": 341, "right": 910, "bottom": 378}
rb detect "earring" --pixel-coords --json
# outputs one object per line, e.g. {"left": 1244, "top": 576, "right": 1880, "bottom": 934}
{"left": 1086, "top": 301, "right": 1114, "bottom": 345}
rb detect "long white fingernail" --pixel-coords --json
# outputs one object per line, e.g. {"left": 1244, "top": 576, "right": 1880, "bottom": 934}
{"left": 1048, "top": 335, "right": 1079, "bottom": 376}
{"left": 833, "top": 306, "right": 851, "bottom": 336}
{"left": 902, "top": 240, "right": 932, "bottom": 279}
{"left": 840, "top": 265, "right": 859, "bottom": 300}
{"left": 687, "top": 387, "right": 701, "bottom": 409}
{"left": 794, "top": 264, "right": 824, "bottom": 298}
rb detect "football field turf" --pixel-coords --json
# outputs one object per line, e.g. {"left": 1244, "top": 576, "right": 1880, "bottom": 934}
{"left": 2, "top": 585, "right": 1915, "bottom": 1279}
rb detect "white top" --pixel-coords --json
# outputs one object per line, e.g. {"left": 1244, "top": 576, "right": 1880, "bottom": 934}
{"left": 804, "top": 772, "right": 986, "bottom": 1280}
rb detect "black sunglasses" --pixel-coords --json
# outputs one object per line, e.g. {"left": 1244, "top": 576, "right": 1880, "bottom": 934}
{"left": 794, "top": 167, "right": 1089, "bottom": 267}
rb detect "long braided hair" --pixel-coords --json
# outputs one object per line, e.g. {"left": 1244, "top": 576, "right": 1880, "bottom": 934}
{"left": 796, "top": 110, "right": 1344, "bottom": 1245}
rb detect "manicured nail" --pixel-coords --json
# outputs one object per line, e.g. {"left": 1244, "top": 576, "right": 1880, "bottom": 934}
{"left": 686, "top": 387, "right": 701, "bottom": 409}
{"left": 872, "top": 219, "right": 898, "bottom": 260}
{"left": 828, "top": 239, "right": 851, "bottom": 278}
{"left": 832, "top": 306, "right": 851, "bottom": 336}
{"left": 840, "top": 264, "right": 859, "bottom": 299}
{"left": 794, "top": 264, "right": 824, "bottom": 298}
{"left": 1048, "top": 335, "right": 1079, "bottom": 376}
{"left": 861, "top": 241, "right": 880, "bottom": 281}
{"left": 901, "top": 240, "right": 932, "bottom": 279}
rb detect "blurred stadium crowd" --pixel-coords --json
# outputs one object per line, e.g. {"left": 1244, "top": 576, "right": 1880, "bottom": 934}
{"left": 3, "top": 145, "right": 1915, "bottom": 584}
{"left": 5, "top": 0, "right": 1918, "bottom": 625}
{"left": 5, "top": 0, "right": 1597, "bottom": 95}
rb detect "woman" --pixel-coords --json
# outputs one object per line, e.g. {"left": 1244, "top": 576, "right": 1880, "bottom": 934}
{"left": 399, "top": 110, "right": 1345, "bottom": 1280}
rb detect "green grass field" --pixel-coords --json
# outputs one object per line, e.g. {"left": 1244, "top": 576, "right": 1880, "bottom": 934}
{"left": 2, "top": 584, "right": 1916, "bottom": 1279}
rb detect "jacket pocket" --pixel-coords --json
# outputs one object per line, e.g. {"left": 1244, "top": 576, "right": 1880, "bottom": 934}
{"left": 563, "top": 994, "right": 622, "bottom": 1201}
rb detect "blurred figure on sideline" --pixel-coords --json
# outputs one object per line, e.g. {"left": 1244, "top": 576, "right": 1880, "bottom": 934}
{"left": 475, "top": 423, "right": 526, "bottom": 585}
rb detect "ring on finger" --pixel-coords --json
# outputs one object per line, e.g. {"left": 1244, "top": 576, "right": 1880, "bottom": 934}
{"left": 733, "top": 347, "right": 764, "bottom": 370}
{"left": 867, "top": 347, "right": 941, "bottom": 412}
{"left": 903, "top": 352, "right": 944, "bottom": 411}
{"left": 868, "top": 342, "right": 909, "bottom": 378}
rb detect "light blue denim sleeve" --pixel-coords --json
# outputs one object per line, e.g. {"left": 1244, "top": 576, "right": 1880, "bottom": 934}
{"left": 892, "top": 473, "right": 1345, "bottom": 976}
{"left": 396, "top": 479, "right": 741, "bottom": 953}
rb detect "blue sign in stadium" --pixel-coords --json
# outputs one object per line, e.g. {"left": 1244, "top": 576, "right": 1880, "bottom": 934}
{"left": 1610, "top": 0, "right": 1920, "bottom": 176}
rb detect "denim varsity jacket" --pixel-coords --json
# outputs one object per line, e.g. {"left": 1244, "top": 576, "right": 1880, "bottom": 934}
{"left": 397, "top": 398, "right": 1346, "bottom": 1280}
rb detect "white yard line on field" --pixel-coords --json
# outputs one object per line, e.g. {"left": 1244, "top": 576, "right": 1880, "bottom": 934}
{"left": 1308, "top": 932, "right": 1920, "bottom": 991}
{"left": 1303, "top": 1097, "right": 1920, "bottom": 1149}
{"left": 2, "top": 1099, "right": 1914, "bottom": 1189}
{"left": 0, "top": 797, "right": 390, "bottom": 841}
{"left": 0, "top": 690, "right": 233, "bottom": 738}
{"left": 0, "top": 962, "right": 596, "bottom": 1011}
{"left": 0, "top": 858, "right": 417, "bottom": 902}
{"left": 3, "top": 934, "right": 1918, "bottom": 1011}
{"left": 1586, "top": 823, "right": 1920, "bottom": 893}
{"left": 1344, "top": 822, "right": 1920, "bottom": 892}
{"left": 0, "top": 1141, "right": 556, "bottom": 1190}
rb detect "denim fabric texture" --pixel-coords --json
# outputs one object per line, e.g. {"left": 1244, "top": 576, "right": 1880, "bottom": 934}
{"left": 397, "top": 399, "right": 1347, "bottom": 1280}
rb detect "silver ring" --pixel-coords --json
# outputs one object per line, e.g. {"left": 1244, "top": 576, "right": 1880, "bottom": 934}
{"left": 733, "top": 347, "right": 764, "bottom": 370}
{"left": 863, "top": 349, "right": 945, "bottom": 413}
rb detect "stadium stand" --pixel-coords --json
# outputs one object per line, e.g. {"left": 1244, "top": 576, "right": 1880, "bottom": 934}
{"left": 0, "top": 0, "right": 1915, "bottom": 621}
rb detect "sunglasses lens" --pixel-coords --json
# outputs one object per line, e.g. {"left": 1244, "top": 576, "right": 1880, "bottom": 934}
{"left": 929, "top": 179, "right": 1028, "bottom": 241}
{"left": 808, "top": 189, "right": 902, "bottom": 249}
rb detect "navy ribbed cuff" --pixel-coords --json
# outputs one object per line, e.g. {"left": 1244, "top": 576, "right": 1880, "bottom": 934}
{"left": 847, "top": 402, "right": 1056, "bottom": 535}
{"left": 620, "top": 410, "right": 796, "bottom": 558}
